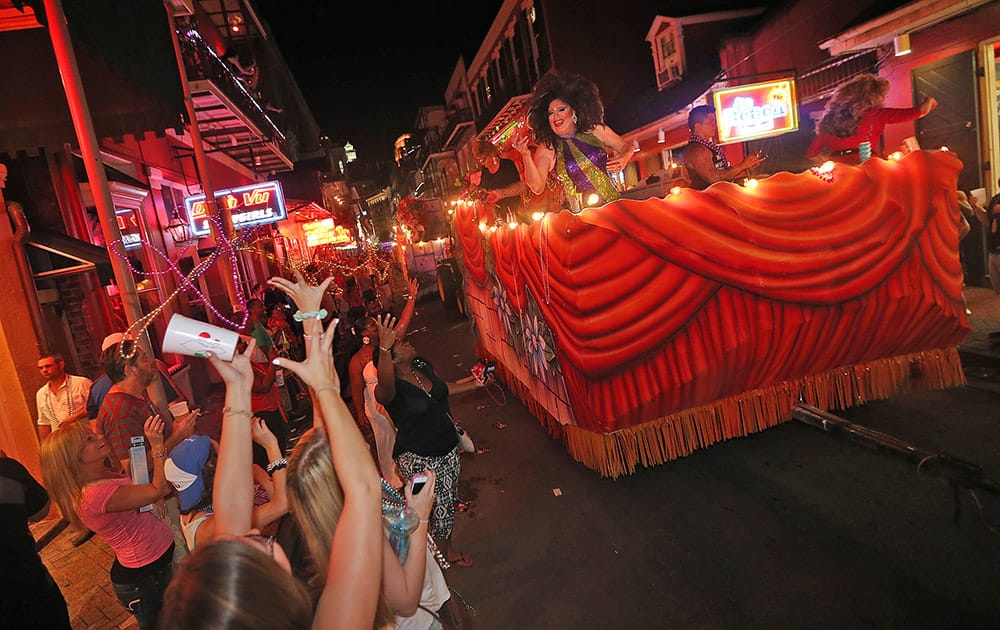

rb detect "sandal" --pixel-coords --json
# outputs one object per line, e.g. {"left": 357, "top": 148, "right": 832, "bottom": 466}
{"left": 446, "top": 552, "right": 473, "bottom": 567}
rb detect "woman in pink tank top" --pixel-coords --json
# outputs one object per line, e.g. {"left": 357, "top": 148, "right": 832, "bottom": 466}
{"left": 40, "top": 416, "right": 174, "bottom": 629}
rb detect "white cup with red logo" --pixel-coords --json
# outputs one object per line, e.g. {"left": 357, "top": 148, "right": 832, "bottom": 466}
{"left": 162, "top": 314, "right": 241, "bottom": 362}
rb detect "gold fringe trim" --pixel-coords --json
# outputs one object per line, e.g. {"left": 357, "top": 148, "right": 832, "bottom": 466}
{"left": 561, "top": 348, "right": 966, "bottom": 479}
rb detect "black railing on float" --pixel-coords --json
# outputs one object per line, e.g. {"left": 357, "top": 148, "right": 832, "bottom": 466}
{"left": 177, "top": 28, "right": 286, "bottom": 148}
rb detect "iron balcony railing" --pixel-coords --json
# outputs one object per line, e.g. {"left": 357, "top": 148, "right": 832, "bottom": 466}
{"left": 177, "top": 28, "right": 287, "bottom": 148}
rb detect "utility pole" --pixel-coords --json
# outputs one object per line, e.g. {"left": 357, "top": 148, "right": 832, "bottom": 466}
{"left": 43, "top": 0, "right": 169, "bottom": 411}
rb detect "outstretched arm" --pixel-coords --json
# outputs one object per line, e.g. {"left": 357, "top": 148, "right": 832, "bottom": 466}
{"left": 687, "top": 143, "right": 765, "bottom": 185}
{"left": 594, "top": 124, "right": 631, "bottom": 173}
{"left": 206, "top": 340, "right": 257, "bottom": 538}
{"left": 249, "top": 417, "right": 289, "bottom": 529}
{"left": 271, "top": 273, "right": 382, "bottom": 629}
{"left": 393, "top": 278, "right": 419, "bottom": 339}
{"left": 381, "top": 470, "right": 435, "bottom": 616}
{"left": 514, "top": 136, "right": 553, "bottom": 195}
{"left": 373, "top": 315, "right": 399, "bottom": 406}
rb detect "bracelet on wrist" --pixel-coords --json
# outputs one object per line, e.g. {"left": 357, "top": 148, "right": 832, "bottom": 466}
{"left": 379, "top": 344, "right": 394, "bottom": 352}
{"left": 293, "top": 309, "right": 328, "bottom": 322}
{"left": 222, "top": 407, "right": 252, "bottom": 419}
{"left": 314, "top": 386, "right": 338, "bottom": 395}
{"left": 153, "top": 449, "right": 166, "bottom": 459}
{"left": 266, "top": 458, "right": 288, "bottom": 475}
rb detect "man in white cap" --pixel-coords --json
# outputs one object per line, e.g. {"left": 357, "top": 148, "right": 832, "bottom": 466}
{"left": 36, "top": 353, "right": 91, "bottom": 441}
{"left": 88, "top": 333, "right": 187, "bottom": 420}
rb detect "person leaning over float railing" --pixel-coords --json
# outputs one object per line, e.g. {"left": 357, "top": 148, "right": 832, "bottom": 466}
{"left": 161, "top": 271, "right": 383, "bottom": 630}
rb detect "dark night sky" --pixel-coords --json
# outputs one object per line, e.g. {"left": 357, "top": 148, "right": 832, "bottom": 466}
{"left": 254, "top": 0, "right": 505, "bottom": 162}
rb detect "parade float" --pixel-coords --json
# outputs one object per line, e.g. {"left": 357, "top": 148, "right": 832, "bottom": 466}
{"left": 453, "top": 149, "right": 969, "bottom": 477}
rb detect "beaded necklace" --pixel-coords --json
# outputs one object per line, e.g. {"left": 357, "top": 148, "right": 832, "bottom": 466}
{"left": 43, "top": 377, "right": 73, "bottom": 425}
{"left": 381, "top": 478, "right": 450, "bottom": 569}
{"left": 688, "top": 134, "right": 731, "bottom": 169}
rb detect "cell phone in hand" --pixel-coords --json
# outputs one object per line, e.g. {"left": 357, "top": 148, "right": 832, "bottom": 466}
{"left": 411, "top": 474, "right": 429, "bottom": 494}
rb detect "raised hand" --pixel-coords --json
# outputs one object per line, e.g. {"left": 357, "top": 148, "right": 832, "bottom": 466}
{"left": 376, "top": 314, "right": 397, "bottom": 351}
{"left": 267, "top": 270, "right": 334, "bottom": 314}
{"left": 512, "top": 135, "right": 532, "bottom": 157}
{"left": 274, "top": 318, "right": 340, "bottom": 391}
{"left": 250, "top": 416, "right": 278, "bottom": 448}
{"left": 208, "top": 337, "right": 256, "bottom": 392}
{"left": 407, "top": 277, "right": 419, "bottom": 300}
{"left": 144, "top": 415, "right": 165, "bottom": 451}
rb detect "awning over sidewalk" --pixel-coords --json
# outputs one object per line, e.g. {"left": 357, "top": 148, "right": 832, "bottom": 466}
{"left": 27, "top": 229, "right": 113, "bottom": 284}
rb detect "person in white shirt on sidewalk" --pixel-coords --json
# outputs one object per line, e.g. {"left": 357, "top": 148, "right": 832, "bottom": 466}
{"left": 36, "top": 353, "right": 91, "bottom": 441}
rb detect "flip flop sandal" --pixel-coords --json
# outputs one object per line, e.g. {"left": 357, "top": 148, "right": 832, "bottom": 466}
{"left": 446, "top": 553, "right": 473, "bottom": 567}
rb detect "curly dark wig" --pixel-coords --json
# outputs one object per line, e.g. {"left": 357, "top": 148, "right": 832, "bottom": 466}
{"left": 817, "top": 73, "right": 890, "bottom": 139}
{"left": 527, "top": 72, "right": 605, "bottom": 148}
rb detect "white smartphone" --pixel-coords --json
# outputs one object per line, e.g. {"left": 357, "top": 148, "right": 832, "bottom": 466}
{"left": 411, "top": 474, "right": 429, "bottom": 494}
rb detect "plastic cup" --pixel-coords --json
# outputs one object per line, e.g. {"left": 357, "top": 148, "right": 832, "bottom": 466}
{"left": 162, "top": 313, "right": 240, "bottom": 362}
{"left": 168, "top": 400, "right": 189, "bottom": 419}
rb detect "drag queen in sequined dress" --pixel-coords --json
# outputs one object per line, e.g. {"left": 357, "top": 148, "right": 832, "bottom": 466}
{"left": 515, "top": 73, "right": 630, "bottom": 209}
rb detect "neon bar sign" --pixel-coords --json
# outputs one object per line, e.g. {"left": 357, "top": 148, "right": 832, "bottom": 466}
{"left": 713, "top": 79, "right": 798, "bottom": 144}
{"left": 184, "top": 181, "right": 287, "bottom": 237}
{"left": 302, "top": 218, "right": 356, "bottom": 248}
{"left": 116, "top": 208, "right": 142, "bottom": 249}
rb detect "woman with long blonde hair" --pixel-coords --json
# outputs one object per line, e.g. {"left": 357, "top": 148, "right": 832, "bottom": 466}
{"left": 40, "top": 416, "right": 174, "bottom": 629}
{"left": 161, "top": 272, "right": 384, "bottom": 629}
{"left": 289, "top": 427, "right": 449, "bottom": 629}
{"left": 806, "top": 73, "right": 937, "bottom": 163}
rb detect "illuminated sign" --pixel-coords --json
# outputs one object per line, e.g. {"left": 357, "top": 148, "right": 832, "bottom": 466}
{"left": 713, "top": 79, "right": 798, "bottom": 144}
{"left": 183, "top": 181, "right": 287, "bottom": 237}
{"left": 302, "top": 218, "right": 356, "bottom": 248}
{"left": 116, "top": 208, "right": 142, "bottom": 249}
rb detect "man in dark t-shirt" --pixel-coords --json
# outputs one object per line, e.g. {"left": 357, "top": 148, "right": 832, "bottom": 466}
{"left": 0, "top": 456, "right": 71, "bottom": 628}
{"left": 474, "top": 139, "right": 528, "bottom": 222}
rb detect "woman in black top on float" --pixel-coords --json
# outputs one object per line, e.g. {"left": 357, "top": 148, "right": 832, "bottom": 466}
{"left": 373, "top": 314, "right": 479, "bottom": 567}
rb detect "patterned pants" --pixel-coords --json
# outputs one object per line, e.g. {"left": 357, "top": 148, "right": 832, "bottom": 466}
{"left": 396, "top": 447, "right": 461, "bottom": 540}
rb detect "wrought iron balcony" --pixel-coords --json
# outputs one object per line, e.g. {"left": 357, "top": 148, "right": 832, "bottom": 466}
{"left": 177, "top": 28, "right": 291, "bottom": 172}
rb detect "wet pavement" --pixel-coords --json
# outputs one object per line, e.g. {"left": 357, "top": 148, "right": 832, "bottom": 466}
{"left": 32, "top": 286, "right": 1000, "bottom": 628}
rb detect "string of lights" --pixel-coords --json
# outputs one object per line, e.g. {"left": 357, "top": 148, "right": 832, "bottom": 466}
{"left": 108, "top": 216, "right": 397, "bottom": 362}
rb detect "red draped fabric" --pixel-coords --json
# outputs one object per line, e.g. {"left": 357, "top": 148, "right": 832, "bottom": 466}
{"left": 455, "top": 151, "right": 969, "bottom": 435}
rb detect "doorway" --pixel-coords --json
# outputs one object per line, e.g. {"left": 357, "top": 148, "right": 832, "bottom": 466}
{"left": 912, "top": 50, "right": 985, "bottom": 286}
